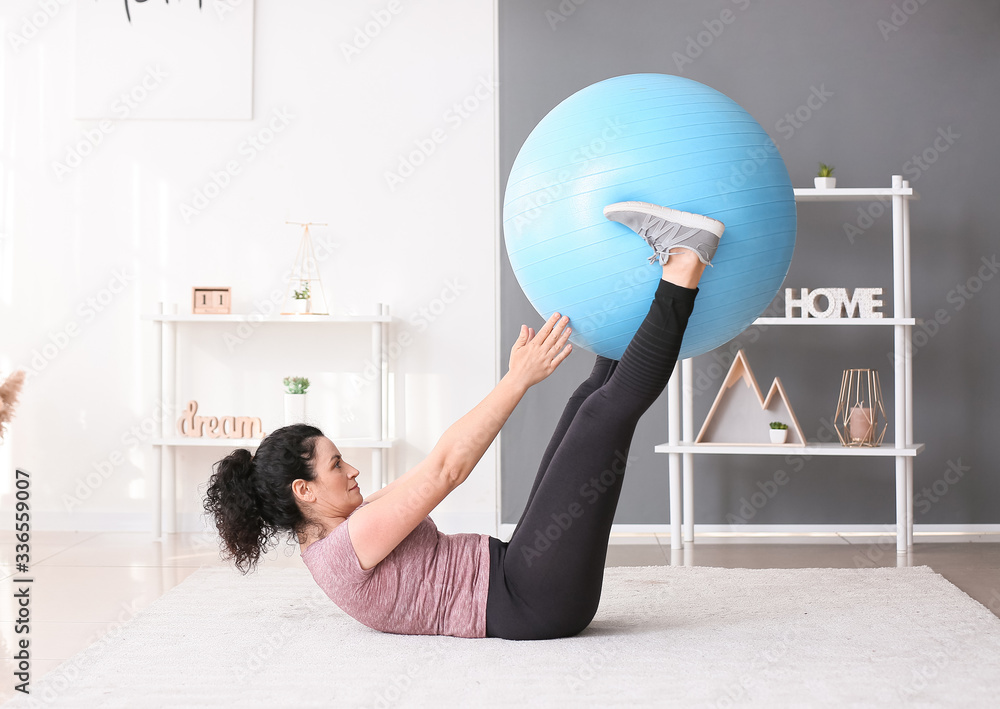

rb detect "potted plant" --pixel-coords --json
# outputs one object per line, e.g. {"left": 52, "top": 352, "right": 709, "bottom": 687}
{"left": 769, "top": 421, "right": 789, "bottom": 444}
{"left": 292, "top": 281, "right": 312, "bottom": 314}
{"left": 283, "top": 376, "right": 310, "bottom": 425}
{"left": 815, "top": 163, "right": 836, "bottom": 189}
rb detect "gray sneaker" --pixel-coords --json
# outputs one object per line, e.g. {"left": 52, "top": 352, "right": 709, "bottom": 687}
{"left": 603, "top": 201, "right": 725, "bottom": 266}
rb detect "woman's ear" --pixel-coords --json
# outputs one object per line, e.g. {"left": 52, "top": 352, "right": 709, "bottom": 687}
{"left": 291, "top": 478, "right": 313, "bottom": 503}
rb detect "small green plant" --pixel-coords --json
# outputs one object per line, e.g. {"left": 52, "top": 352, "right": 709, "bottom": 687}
{"left": 284, "top": 376, "right": 310, "bottom": 395}
{"left": 769, "top": 421, "right": 788, "bottom": 430}
{"left": 817, "top": 162, "right": 835, "bottom": 178}
{"left": 293, "top": 281, "right": 311, "bottom": 300}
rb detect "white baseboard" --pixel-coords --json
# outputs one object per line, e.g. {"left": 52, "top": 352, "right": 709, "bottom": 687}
{"left": 0, "top": 510, "right": 212, "bottom": 534}
{"left": 6, "top": 513, "right": 1000, "bottom": 543}
{"left": 497, "top": 523, "right": 1000, "bottom": 544}
{"left": 0, "top": 510, "right": 150, "bottom": 532}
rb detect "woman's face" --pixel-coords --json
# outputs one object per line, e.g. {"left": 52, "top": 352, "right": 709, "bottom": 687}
{"left": 304, "top": 436, "right": 363, "bottom": 519}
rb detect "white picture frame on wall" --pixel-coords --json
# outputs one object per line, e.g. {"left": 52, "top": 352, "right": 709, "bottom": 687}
{"left": 74, "top": 0, "right": 254, "bottom": 120}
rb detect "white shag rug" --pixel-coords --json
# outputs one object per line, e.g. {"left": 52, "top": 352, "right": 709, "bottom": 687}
{"left": 6, "top": 565, "right": 1000, "bottom": 708}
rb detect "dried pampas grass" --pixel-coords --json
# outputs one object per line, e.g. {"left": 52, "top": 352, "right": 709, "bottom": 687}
{"left": 0, "top": 369, "right": 26, "bottom": 442}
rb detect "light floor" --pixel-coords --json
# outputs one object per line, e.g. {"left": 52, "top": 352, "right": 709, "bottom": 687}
{"left": 2, "top": 532, "right": 999, "bottom": 704}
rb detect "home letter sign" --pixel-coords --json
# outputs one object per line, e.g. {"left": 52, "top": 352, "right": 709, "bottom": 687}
{"left": 785, "top": 288, "right": 884, "bottom": 319}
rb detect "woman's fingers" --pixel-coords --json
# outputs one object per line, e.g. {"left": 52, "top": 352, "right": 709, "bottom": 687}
{"left": 539, "top": 313, "right": 569, "bottom": 347}
{"left": 550, "top": 318, "right": 570, "bottom": 349}
{"left": 556, "top": 323, "right": 572, "bottom": 346}
{"left": 507, "top": 312, "right": 574, "bottom": 385}
{"left": 552, "top": 342, "right": 573, "bottom": 367}
{"left": 535, "top": 312, "right": 562, "bottom": 342}
{"left": 545, "top": 326, "right": 571, "bottom": 357}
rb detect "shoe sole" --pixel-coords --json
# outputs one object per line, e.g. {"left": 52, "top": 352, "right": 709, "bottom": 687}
{"left": 603, "top": 201, "right": 725, "bottom": 238}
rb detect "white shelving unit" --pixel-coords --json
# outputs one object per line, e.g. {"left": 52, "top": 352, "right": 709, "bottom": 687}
{"left": 656, "top": 175, "right": 921, "bottom": 553}
{"left": 145, "top": 304, "right": 393, "bottom": 537}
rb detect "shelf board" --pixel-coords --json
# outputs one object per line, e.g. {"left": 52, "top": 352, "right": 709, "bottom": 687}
{"left": 753, "top": 317, "right": 919, "bottom": 326}
{"left": 654, "top": 442, "right": 924, "bottom": 457}
{"left": 794, "top": 187, "right": 919, "bottom": 202}
{"left": 151, "top": 437, "right": 394, "bottom": 449}
{"left": 143, "top": 314, "right": 391, "bottom": 323}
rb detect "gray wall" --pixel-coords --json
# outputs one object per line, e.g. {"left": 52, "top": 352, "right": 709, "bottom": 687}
{"left": 499, "top": 0, "right": 1000, "bottom": 526}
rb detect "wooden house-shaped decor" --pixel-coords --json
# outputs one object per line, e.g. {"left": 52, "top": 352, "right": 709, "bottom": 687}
{"left": 695, "top": 350, "right": 806, "bottom": 445}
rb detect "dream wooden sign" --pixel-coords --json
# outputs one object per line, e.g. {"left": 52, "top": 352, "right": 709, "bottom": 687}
{"left": 177, "top": 400, "right": 264, "bottom": 439}
{"left": 785, "top": 287, "right": 884, "bottom": 319}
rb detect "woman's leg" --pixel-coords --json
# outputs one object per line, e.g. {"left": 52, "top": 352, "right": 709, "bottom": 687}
{"left": 486, "top": 252, "right": 705, "bottom": 640}
{"left": 511, "top": 355, "right": 618, "bottom": 530}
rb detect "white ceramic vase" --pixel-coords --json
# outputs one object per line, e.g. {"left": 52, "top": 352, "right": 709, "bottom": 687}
{"left": 284, "top": 393, "right": 306, "bottom": 425}
{"left": 814, "top": 176, "right": 836, "bottom": 189}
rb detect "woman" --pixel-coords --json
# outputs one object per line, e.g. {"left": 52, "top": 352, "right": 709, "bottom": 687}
{"left": 203, "top": 201, "right": 724, "bottom": 640}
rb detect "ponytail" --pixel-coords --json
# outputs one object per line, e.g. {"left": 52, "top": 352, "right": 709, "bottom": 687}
{"left": 204, "top": 448, "right": 266, "bottom": 573}
{"left": 203, "top": 424, "right": 324, "bottom": 574}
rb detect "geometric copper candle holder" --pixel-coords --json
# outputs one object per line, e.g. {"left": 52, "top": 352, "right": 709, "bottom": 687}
{"left": 281, "top": 221, "right": 331, "bottom": 316}
{"left": 834, "top": 368, "right": 887, "bottom": 447}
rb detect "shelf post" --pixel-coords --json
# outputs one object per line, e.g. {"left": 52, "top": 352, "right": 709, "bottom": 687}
{"left": 667, "top": 362, "right": 682, "bottom": 550}
{"left": 162, "top": 302, "right": 178, "bottom": 535}
{"left": 892, "top": 175, "right": 908, "bottom": 553}
{"left": 371, "top": 303, "right": 384, "bottom": 490}
{"left": 153, "top": 303, "right": 164, "bottom": 538}
{"left": 381, "top": 304, "right": 390, "bottom": 441}
{"left": 895, "top": 458, "right": 907, "bottom": 553}
{"left": 902, "top": 181, "right": 915, "bottom": 549}
{"left": 681, "top": 358, "right": 694, "bottom": 544}
{"left": 380, "top": 303, "right": 390, "bottom": 488}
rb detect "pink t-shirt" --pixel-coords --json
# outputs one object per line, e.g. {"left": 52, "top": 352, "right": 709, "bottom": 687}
{"left": 301, "top": 501, "right": 491, "bottom": 638}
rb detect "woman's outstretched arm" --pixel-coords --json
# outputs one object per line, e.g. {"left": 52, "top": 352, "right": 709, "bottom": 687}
{"left": 434, "top": 312, "right": 573, "bottom": 487}
{"left": 348, "top": 312, "right": 572, "bottom": 569}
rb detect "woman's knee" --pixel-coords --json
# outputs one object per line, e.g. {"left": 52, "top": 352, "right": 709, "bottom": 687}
{"left": 585, "top": 384, "right": 648, "bottom": 422}
{"left": 578, "top": 388, "right": 618, "bottom": 420}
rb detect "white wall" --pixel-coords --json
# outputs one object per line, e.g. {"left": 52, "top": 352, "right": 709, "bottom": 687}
{"left": 0, "top": 0, "right": 499, "bottom": 536}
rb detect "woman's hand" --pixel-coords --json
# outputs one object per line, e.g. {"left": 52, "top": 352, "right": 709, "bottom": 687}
{"left": 508, "top": 312, "right": 573, "bottom": 389}
{"left": 351, "top": 316, "right": 574, "bottom": 569}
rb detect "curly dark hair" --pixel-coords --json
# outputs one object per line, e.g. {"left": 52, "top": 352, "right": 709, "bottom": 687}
{"left": 202, "top": 423, "right": 324, "bottom": 574}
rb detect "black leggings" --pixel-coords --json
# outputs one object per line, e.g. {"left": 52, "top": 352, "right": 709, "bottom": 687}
{"left": 485, "top": 278, "right": 697, "bottom": 640}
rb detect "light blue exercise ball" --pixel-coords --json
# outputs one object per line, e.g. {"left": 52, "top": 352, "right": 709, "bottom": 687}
{"left": 503, "top": 73, "right": 796, "bottom": 360}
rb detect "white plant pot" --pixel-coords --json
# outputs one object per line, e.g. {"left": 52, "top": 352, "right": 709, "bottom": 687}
{"left": 284, "top": 393, "right": 306, "bottom": 425}
{"left": 814, "top": 176, "right": 836, "bottom": 189}
{"left": 769, "top": 428, "right": 788, "bottom": 444}
{"left": 294, "top": 298, "right": 312, "bottom": 314}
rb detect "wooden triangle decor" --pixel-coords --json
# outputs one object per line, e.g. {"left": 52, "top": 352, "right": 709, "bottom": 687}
{"left": 695, "top": 350, "right": 806, "bottom": 445}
